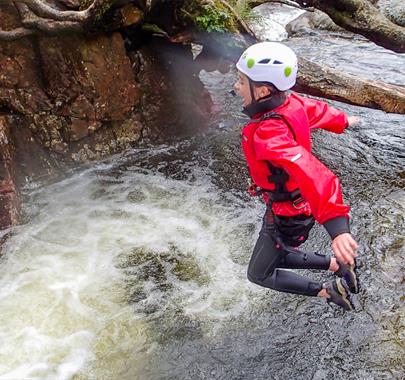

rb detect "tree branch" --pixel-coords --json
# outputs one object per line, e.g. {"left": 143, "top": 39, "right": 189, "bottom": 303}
{"left": 15, "top": 0, "right": 99, "bottom": 22}
{"left": 295, "top": 0, "right": 405, "bottom": 53}
{"left": 15, "top": 2, "right": 85, "bottom": 33}
{"left": 217, "top": 0, "right": 257, "bottom": 44}
{"left": 0, "top": 26, "right": 35, "bottom": 41}
{"left": 0, "top": 0, "right": 109, "bottom": 41}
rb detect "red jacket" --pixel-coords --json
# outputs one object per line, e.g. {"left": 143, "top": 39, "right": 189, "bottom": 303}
{"left": 241, "top": 93, "right": 350, "bottom": 239}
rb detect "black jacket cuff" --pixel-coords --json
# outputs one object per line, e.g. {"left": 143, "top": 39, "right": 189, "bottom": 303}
{"left": 323, "top": 216, "right": 350, "bottom": 240}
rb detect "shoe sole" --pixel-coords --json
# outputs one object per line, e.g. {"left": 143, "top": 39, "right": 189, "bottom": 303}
{"left": 351, "top": 266, "right": 359, "bottom": 294}
{"left": 336, "top": 279, "right": 355, "bottom": 311}
{"left": 345, "top": 265, "right": 360, "bottom": 294}
{"left": 336, "top": 261, "right": 360, "bottom": 294}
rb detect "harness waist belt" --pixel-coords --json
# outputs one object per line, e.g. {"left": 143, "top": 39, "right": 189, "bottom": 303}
{"left": 262, "top": 188, "right": 302, "bottom": 202}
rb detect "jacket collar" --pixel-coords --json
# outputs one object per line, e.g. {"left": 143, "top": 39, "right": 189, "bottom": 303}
{"left": 242, "top": 92, "right": 288, "bottom": 119}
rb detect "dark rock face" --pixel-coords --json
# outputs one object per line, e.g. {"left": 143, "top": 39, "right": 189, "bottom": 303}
{"left": 38, "top": 33, "right": 140, "bottom": 129}
{"left": 0, "top": 117, "right": 19, "bottom": 228}
{"left": 131, "top": 40, "right": 213, "bottom": 141}
{"left": 33, "top": 32, "right": 142, "bottom": 160}
{"left": 0, "top": 4, "right": 213, "bottom": 229}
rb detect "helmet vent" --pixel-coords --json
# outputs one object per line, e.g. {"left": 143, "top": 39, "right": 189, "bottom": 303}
{"left": 258, "top": 59, "right": 271, "bottom": 64}
{"left": 273, "top": 60, "right": 283, "bottom": 64}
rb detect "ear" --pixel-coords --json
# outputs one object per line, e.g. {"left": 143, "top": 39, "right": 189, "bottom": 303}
{"left": 257, "top": 85, "right": 272, "bottom": 98}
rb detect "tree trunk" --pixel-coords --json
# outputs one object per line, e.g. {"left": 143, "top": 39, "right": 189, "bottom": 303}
{"left": 296, "top": 58, "right": 405, "bottom": 114}
{"left": 295, "top": 0, "right": 405, "bottom": 53}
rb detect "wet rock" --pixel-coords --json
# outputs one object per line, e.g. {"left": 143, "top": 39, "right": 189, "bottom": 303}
{"left": 69, "top": 116, "right": 143, "bottom": 162}
{"left": 38, "top": 33, "right": 140, "bottom": 121}
{"left": 8, "top": 115, "right": 64, "bottom": 183}
{"left": 62, "top": 117, "right": 103, "bottom": 143}
{"left": 312, "top": 369, "right": 328, "bottom": 380}
{"left": 0, "top": 4, "right": 214, "bottom": 229}
{"left": 0, "top": 5, "right": 52, "bottom": 115}
{"left": 61, "top": 94, "right": 95, "bottom": 120}
{"left": 0, "top": 6, "right": 142, "bottom": 227}
{"left": 0, "top": 117, "right": 19, "bottom": 228}
{"left": 119, "top": 4, "right": 144, "bottom": 27}
{"left": 112, "top": 117, "right": 142, "bottom": 147}
{"left": 131, "top": 40, "right": 213, "bottom": 141}
{"left": 378, "top": 0, "right": 405, "bottom": 27}
{"left": 286, "top": 10, "right": 347, "bottom": 37}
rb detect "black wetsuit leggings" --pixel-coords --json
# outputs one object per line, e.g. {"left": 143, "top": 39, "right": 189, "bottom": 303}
{"left": 247, "top": 206, "right": 331, "bottom": 296}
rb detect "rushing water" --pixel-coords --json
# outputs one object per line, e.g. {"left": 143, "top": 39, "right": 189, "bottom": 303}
{"left": 1, "top": 5, "right": 405, "bottom": 380}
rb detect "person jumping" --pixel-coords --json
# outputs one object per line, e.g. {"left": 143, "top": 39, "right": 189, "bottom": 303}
{"left": 233, "top": 42, "right": 359, "bottom": 310}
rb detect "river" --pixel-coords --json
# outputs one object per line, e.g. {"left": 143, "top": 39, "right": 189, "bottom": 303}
{"left": 0, "top": 4, "right": 404, "bottom": 380}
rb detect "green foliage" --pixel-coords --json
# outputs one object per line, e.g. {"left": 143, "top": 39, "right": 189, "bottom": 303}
{"left": 184, "top": 0, "right": 255, "bottom": 33}
{"left": 79, "top": 0, "right": 117, "bottom": 21}
{"left": 195, "top": 4, "right": 233, "bottom": 33}
{"left": 79, "top": 0, "right": 94, "bottom": 9}
{"left": 233, "top": 0, "right": 255, "bottom": 22}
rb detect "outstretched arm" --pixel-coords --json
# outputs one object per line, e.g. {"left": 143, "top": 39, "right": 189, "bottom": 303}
{"left": 347, "top": 116, "right": 360, "bottom": 127}
{"left": 292, "top": 94, "right": 349, "bottom": 133}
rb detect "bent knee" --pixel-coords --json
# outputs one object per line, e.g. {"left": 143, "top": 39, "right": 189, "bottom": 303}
{"left": 247, "top": 268, "right": 275, "bottom": 288}
{"left": 247, "top": 270, "right": 258, "bottom": 285}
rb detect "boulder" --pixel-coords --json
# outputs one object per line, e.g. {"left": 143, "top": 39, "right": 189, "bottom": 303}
{"left": 286, "top": 10, "right": 347, "bottom": 37}
{"left": 378, "top": 0, "right": 405, "bottom": 27}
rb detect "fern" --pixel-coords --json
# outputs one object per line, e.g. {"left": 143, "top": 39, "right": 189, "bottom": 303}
{"left": 234, "top": 0, "right": 253, "bottom": 21}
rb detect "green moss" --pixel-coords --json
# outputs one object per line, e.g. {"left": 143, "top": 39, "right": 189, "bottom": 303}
{"left": 80, "top": 0, "right": 117, "bottom": 21}
{"left": 195, "top": 3, "right": 234, "bottom": 33}
{"left": 79, "top": 0, "right": 93, "bottom": 8}
{"left": 116, "top": 243, "right": 209, "bottom": 290}
{"left": 183, "top": 0, "right": 254, "bottom": 34}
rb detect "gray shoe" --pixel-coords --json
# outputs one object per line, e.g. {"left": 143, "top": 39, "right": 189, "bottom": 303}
{"left": 324, "top": 278, "right": 355, "bottom": 311}
{"left": 335, "top": 260, "right": 359, "bottom": 294}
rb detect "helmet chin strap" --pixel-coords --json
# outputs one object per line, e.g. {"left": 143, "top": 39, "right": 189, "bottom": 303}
{"left": 243, "top": 79, "right": 286, "bottom": 118}
{"left": 249, "top": 79, "right": 257, "bottom": 105}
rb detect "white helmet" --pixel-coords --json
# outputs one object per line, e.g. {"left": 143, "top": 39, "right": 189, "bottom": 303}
{"left": 236, "top": 42, "right": 298, "bottom": 91}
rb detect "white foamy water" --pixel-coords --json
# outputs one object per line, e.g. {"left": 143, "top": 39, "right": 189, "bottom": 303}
{"left": 0, "top": 149, "right": 262, "bottom": 379}
{"left": 249, "top": 3, "right": 305, "bottom": 41}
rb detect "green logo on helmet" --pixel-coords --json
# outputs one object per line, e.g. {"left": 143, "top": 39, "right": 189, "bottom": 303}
{"left": 247, "top": 58, "right": 255, "bottom": 69}
{"left": 284, "top": 66, "right": 292, "bottom": 77}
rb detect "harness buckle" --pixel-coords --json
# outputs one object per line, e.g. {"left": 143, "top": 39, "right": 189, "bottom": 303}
{"left": 292, "top": 197, "right": 306, "bottom": 209}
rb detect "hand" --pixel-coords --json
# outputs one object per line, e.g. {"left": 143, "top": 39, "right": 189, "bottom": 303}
{"left": 332, "top": 233, "right": 358, "bottom": 265}
{"left": 347, "top": 116, "right": 360, "bottom": 127}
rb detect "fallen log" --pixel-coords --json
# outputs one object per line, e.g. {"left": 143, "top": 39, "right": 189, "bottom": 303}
{"left": 194, "top": 30, "right": 405, "bottom": 114}
{"left": 295, "top": 58, "right": 405, "bottom": 114}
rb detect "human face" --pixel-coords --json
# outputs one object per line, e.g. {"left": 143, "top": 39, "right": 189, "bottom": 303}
{"left": 233, "top": 71, "right": 252, "bottom": 107}
{"left": 233, "top": 71, "right": 271, "bottom": 107}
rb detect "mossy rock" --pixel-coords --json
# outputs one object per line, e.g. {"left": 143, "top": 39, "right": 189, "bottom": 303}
{"left": 80, "top": 0, "right": 117, "bottom": 21}
{"left": 116, "top": 243, "right": 210, "bottom": 288}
